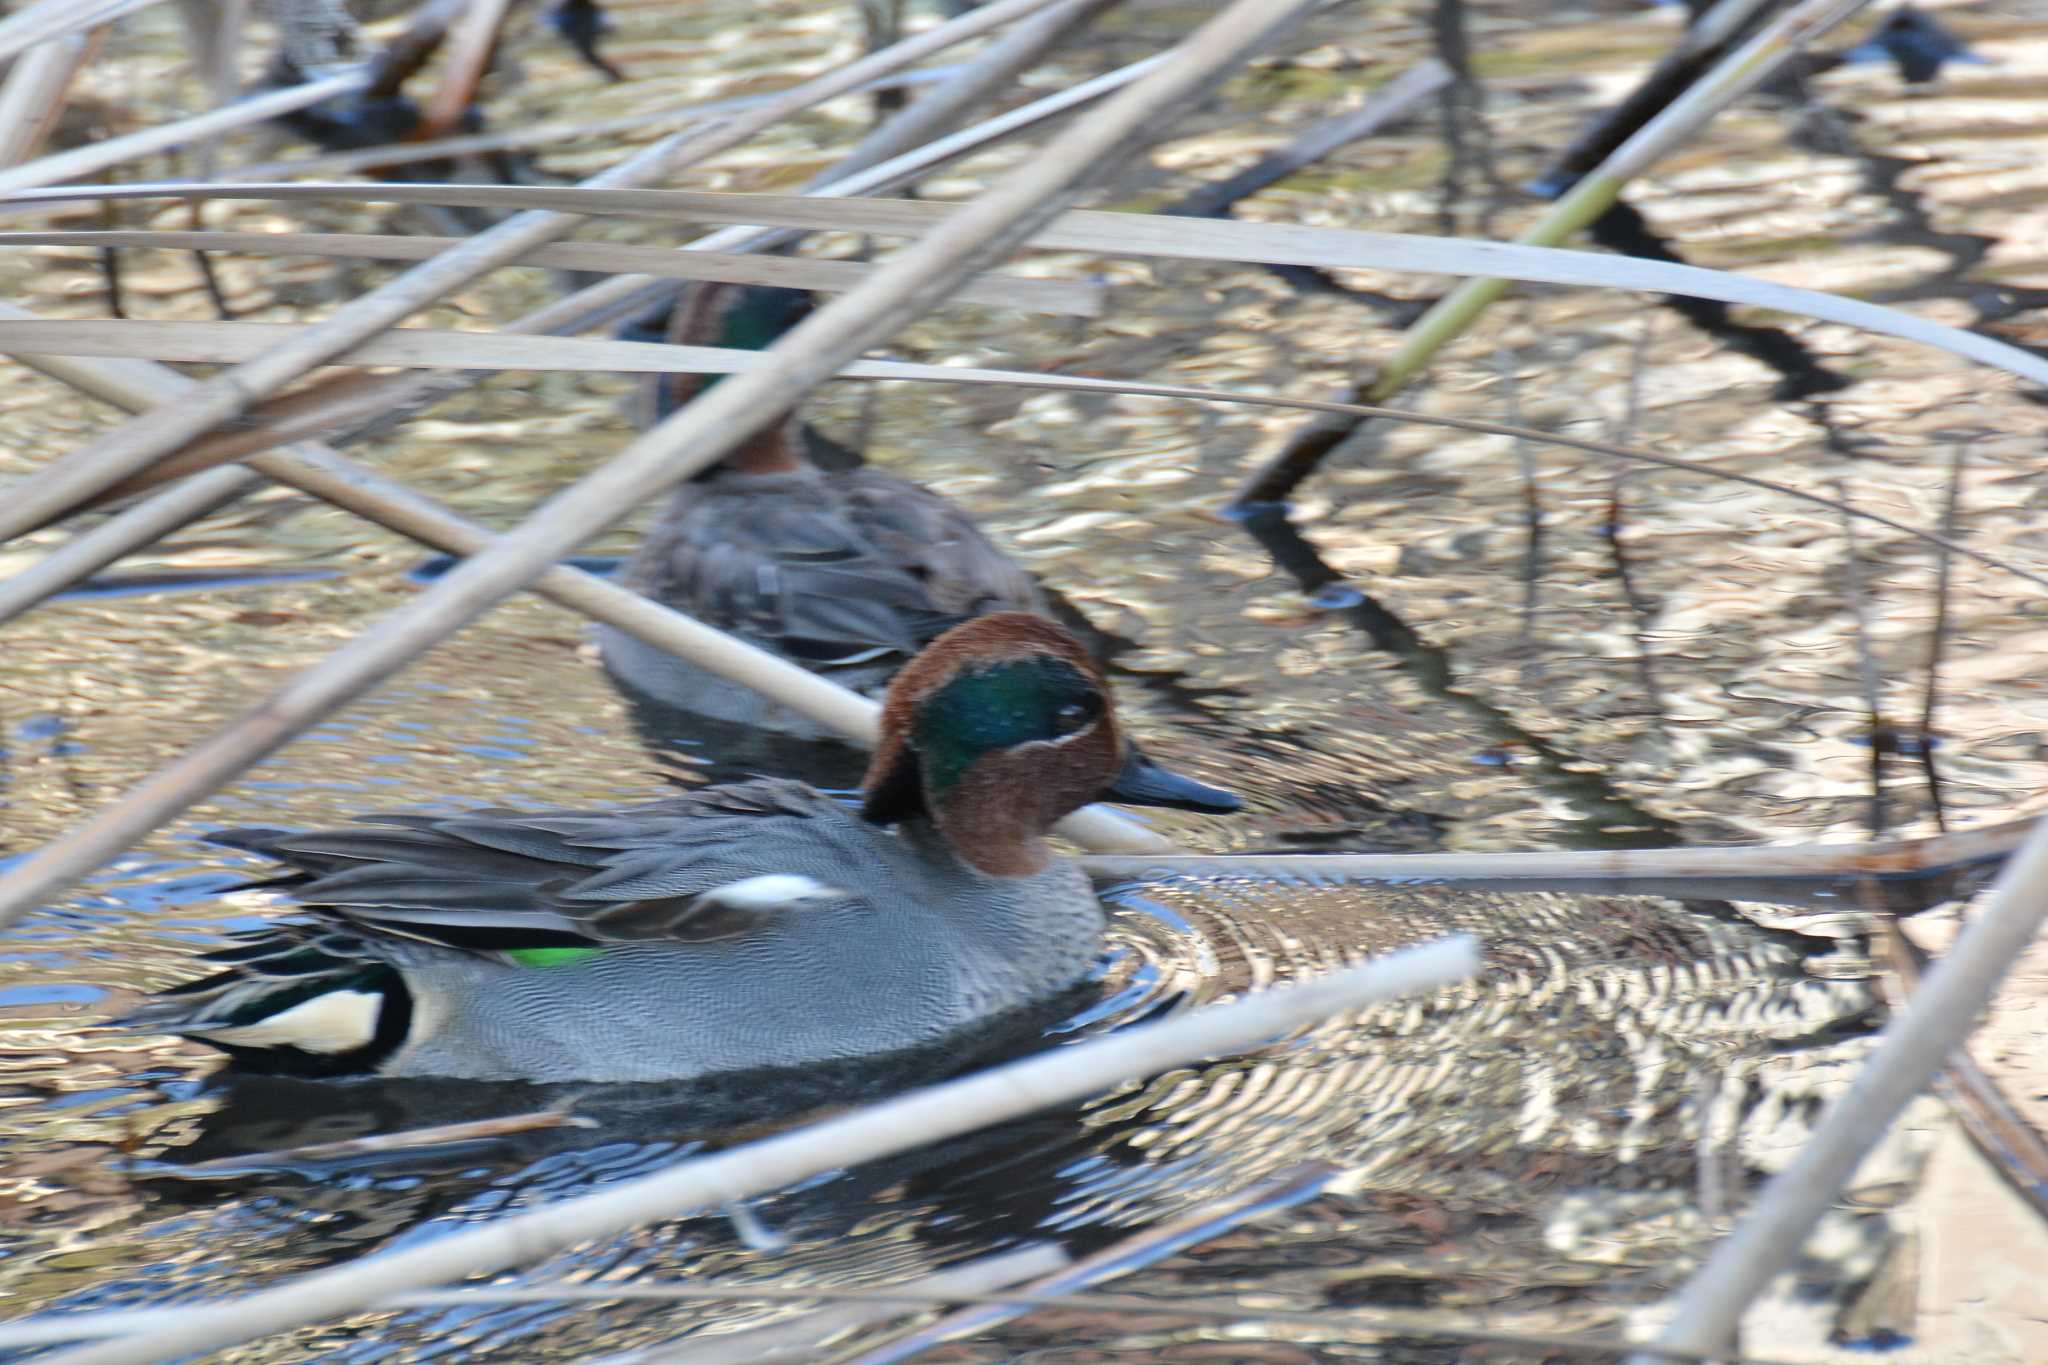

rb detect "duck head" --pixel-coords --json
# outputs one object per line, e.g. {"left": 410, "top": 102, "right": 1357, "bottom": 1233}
{"left": 862, "top": 613, "right": 1239, "bottom": 875}
{"left": 645, "top": 280, "right": 813, "bottom": 475}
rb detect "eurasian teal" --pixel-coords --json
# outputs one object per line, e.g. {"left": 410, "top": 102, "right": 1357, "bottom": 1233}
{"left": 599, "top": 281, "right": 1044, "bottom": 737}
{"left": 122, "top": 614, "right": 1238, "bottom": 1083}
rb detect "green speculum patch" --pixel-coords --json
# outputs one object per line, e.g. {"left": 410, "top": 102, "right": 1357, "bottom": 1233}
{"left": 912, "top": 656, "right": 1099, "bottom": 798}
{"left": 505, "top": 946, "right": 603, "bottom": 968}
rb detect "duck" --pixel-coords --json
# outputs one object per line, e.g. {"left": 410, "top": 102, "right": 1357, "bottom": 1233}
{"left": 598, "top": 280, "right": 1045, "bottom": 738}
{"left": 119, "top": 614, "right": 1240, "bottom": 1083}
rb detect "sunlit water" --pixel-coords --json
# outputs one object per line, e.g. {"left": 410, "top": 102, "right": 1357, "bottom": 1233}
{"left": 3, "top": 0, "right": 2046, "bottom": 1358}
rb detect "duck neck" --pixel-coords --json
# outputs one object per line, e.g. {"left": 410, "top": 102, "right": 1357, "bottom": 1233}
{"left": 925, "top": 763, "right": 1067, "bottom": 878}
{"left": 717, "top": 414, "right": 807, "bottom": 476}
{"left": 907, "top": 813, "right": 1051, "bottom": 879}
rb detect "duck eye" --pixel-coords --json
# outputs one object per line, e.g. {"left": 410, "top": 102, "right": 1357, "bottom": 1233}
{"left": 1052, "top": 699, "right": 1095, "bottom": 734}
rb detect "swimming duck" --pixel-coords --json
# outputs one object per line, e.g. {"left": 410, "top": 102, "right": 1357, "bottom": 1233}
{"left": 121, "top": 615, "right": 1239, "bottom": 1083}
{"left": 598, "top": 280, "right": 1044, "bottom": 738}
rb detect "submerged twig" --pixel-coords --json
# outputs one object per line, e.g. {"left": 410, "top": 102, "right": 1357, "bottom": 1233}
{"left": 153, "top": 1108, "right": 594, "bottom": 1177}
{"left": 1164, "top": 58, "right": 1452, "bottom": 219}
{"left": 1919, "top": 443, "right": 1967, "bottom": 832}
{"left": 1835, "top": 480, "right": 1890, "bottom": 835}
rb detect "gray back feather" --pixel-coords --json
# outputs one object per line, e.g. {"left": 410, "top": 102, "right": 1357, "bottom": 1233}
{"left": 622, "top": 466, "right": 1042, "bottom": 668}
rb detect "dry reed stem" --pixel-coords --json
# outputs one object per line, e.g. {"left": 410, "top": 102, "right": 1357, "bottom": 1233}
{"left": 0, "top": 0, "right": 162, "bottom": 64}
{"left": 14, "top": 326, "right": 2033, "bottom": 597}
{"left": 33, "top": 179, "right": 2046, "bottom": 390}
{"left": 0, "top": 316, "right": 1169, "bottom": 853}
{"left": 0, "top": 0, "right": 1309, "bottom": 929}
{"left": 0, "top": 71, "right": 371, "bottom": 202}
{"left": 514, "top": 1288, "right": 1807, "bottom": 1365}
{"left": 1075, "top": 814, "right": 2030, "bottom": 887}
{"left": 0, "top": 465, "right": 258, "bottom": 623}
{"left": 37, "top": 936, "right": 1479, "bottom": 1364}
{"left": 414, "top": 0, "right": 512, "bottom": 140}
{"left": 1629, "top": 814, "right": 2048, "bottom": 1363}
{"left": 821, "top": 0, "right": 1116, "bottom": 185}
{"left": 221, "top": 70, "right": 960, "bottom": 181}
{"left": 0, "top": 230, "right": 1104, "bottom": 312}
{"left": 0, "top": 27, "right": 96, "bottom": 168}
{"left": 0, "top": 0, "right": 1077, "bottom": 542}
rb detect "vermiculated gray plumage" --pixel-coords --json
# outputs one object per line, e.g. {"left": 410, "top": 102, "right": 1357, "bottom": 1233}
{"left": 125, "top": 781, "right": 1104, "bottom": 1083}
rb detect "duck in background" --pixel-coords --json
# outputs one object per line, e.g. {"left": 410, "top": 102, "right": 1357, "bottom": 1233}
{"left": 119, "top": 614, "right": 1240, "bottom": 1083}
{"left": 599, "top": 280, "right": 1046, "bottom": 739}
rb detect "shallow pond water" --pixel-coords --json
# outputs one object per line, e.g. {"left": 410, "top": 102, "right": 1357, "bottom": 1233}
{"left": 3, "top": 0, "right": 2048, "bottom": 1359}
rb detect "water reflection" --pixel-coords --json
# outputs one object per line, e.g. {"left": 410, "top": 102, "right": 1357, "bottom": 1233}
{"left": 4, "top": 0, "right": 2047, "bottom": 1357}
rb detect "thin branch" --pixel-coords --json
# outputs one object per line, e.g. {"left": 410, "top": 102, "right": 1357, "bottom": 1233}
{"left": 39, "top": 936, "right": 1480, "bottom": 1364}
{"left": 1629, "top": 814, "right": 2048, "bottom": 1363}
{"left": 1835, "top": 480, "right": 1890, "bottom": 836}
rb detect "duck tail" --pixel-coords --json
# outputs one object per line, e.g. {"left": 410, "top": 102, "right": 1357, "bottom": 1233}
{"left": 119, "top": 932, "right": 413, "bottom": 1078}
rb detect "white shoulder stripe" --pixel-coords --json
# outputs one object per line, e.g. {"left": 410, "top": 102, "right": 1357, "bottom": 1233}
{"left": 701, "top": 874, "right": 848, "bottom": 910}
{"left": 197, "top": 990, "right": 381, "bottom": 1054}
